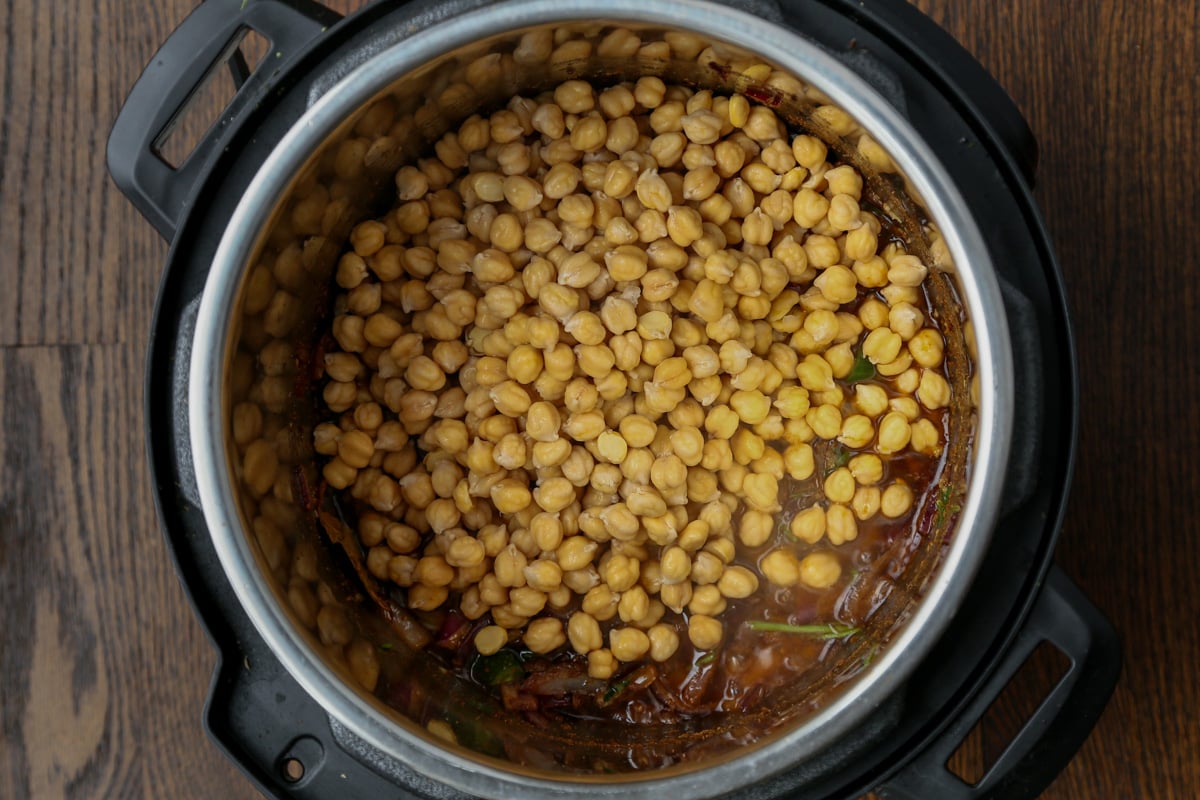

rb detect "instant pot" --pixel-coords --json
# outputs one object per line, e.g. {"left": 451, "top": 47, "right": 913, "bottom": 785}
{"left": 108, "top": 0, "right": 1120, "bottom": 797}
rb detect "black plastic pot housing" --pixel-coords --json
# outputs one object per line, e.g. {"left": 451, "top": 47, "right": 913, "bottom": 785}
{"left": 108, "top": 1, "right": 1120, "bottom": 797}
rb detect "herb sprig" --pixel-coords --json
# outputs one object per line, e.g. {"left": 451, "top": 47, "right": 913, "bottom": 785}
{"left": 845, "top": 354, "right": 876, "bottom": 383}
{"left": 934, "top": 484, "right": 961, "bottom": 529}
{"left": 746, "top": 621, "right": 860, "bottom": 640}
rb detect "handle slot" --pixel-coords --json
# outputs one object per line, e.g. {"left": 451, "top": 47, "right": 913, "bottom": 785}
{"left": 154, "top": 28, "right": 271, "bottom": 169}
{"left": 945, "top": 640, "right": 1072, "bottom": 786}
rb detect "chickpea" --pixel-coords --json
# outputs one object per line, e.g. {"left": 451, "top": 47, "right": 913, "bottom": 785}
{"left": 490, "top": 479, "right": 532, "bottom": 514}
{"left": 808, "top": 264, "right": 855, "bottom": 304}
{"left": 844, "top": 454, "right": 883, "bottom": 487}
{"left": 475, "top": 625, "right": 508, "bottom": 655}
{"left": 524, "top": 617, "right": 566, "bottom": 653}
{"left": 863, "top": 327, "right": 904, "bottom": 365}
{"left": 409, "top": 582, "right": 450, "bottom": 611}
{"left": 704, "top": 405, "right": 740, "bottom": 439}
{"left": 582, "top": 584, "right": 620, "bottom": 621}
{"left": 890, "top": 396, "right": 921, "bottom": 422}
{"left": 505, "top": 344, "right": 543, "bottom": 385}
{"left": 718, "top": 566, "right": 759, "bottom": 599}
{"left": 563, "top": 566, "right": 601, "bottom": 595}
{"left": 826, "top": 503, "right": 858, "bottom": 545}
{"left": 588, "top": 648, "right": 618, "bottom": 679}
{"left": 647, "top": 624, "right": 680, "bottom": 662}
{"left": 799, "top": 551, "right": 842, "bottom": 589}
{"left": 731, "top": 510, "right": 770, "bottom": 548}
{"left": 910, "top": 418, "right": 942, "bottom": 455}
{"left": 525, "top": 401, "right": 562, "bottom": 442}
{"left": 700, "top": 534, "right": 729, "bottom": 566}
{"left": 909, "top": 328, "right": 945, "bottom": 368}
{"left": 892, "top": 367, "right": 920, "bottom": 396}
{"left": 243, "top": 439, "right": 282, "bottom": 497}
{"left": 655, "top": 545, "right": 690, "bottom": 585}
{"left": 414, "top": 555, "right": 455, "bottom": 588}
{"left": 794, "top": 353, "right": 833, "bottom": 392}
{"left": 618, "top": 586, "right": 652, "bottom": 624}
{"left": 490, "top": 603, "right": 528, "bottom": 629}
{"left": 852, "top": 485, "right": 882, "bottom": 520}
{"left": 557, "top": 536, "right": 599, "bottom": 571}
{"left": 760, "top": 548, "right": 801, "bottom": 587}
{"left": 790, "top": 503, "right": 826, "bottom": 544}
{"left": 534, "top": 476, "right": 576, "bottom": 513}
{"left": 490, "top": 380, "right": 533, "bottom": 418}
{"left": 563, "top": 410, "right": 606, "bottom": 442}
{"left": 887, "top": 254, "right": 929, "bottom": 287}
{"left": 490, "top": 434, "right": 525, "bottom": 471}
{"left": 659, "top": 580, "right": 693, "bottom": 614}
{"left": 807, "top": 403, "right": 843, "bottom": 440}
{"left": 633, "top": 169, "right": 671, "bottom": 214}
{"left": 877, "top": 411, "right": 913, "bottom": 455}
{"left": 729, "top": 390, "right": 770, "bottom": 425}
{"left": 822, "top": 467, "right": 855, "bottom": 504}
{"left": 554, "top": 80, "right": 595, "bottom": 113}
{"left": 740, "top": 472, "right": 777, "bottom": 512}
{"left": 710, "top": 508, "right": 746, "bottom": 551}
{"left": 331, "top": 430, "right": 371, "bottom": 470}
{"left": 688, "top": 584, "right": 727, "bottom": 617}
{"left": 690, "top": 550, "right": 725, "bottom": 586}
{"left": 595, "top": 430, "right": 629, "bottom": 464}
{"left": 688, "top": 615, "right": 724, "bottom": 650}
{"left": 881, "top": 481, "right": 915, "bottom": 518}
{"left": 568, "top": 612, "right": 604, "bottom": 654}
{"left": 918, "top": 370, "right": 951, "bottom": 410}
{"left": 543, "top": 343, "right": 576, "bottom": 383}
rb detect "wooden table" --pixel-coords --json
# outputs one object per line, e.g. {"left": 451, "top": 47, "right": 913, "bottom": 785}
{"left": 2, "top": 0, "right": 1196, "bottom": 797}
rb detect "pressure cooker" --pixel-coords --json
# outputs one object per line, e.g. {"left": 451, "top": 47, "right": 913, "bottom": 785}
{"left": 108, "top": 0, "right": 1120, "bottom": 797}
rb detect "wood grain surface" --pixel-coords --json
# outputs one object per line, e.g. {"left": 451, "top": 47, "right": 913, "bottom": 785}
{"left": 1, "top": 0, "right": 1196, "bottom": 798}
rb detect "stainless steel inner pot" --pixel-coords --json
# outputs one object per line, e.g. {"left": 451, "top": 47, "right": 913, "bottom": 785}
{"left": 188, "top": 0, "right": 1014, "bottom": 796}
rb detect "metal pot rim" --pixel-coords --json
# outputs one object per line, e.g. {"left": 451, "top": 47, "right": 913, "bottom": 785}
{"left": 189, "top": 0, "right": 1014, "bottom": 796}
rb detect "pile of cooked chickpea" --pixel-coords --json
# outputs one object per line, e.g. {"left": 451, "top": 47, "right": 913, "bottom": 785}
{"left": 300, "top": 69, "right": 950, "bottom": 679}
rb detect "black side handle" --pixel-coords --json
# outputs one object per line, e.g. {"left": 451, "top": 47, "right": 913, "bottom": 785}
{"left": 843, "top": 0, "right": 1039, "bottom": 184}
{"left": 877, "top": 567, "right": 1121, "bottom": 800}
{"left": 107, "top": 0, "right": 340, "bottom": 241}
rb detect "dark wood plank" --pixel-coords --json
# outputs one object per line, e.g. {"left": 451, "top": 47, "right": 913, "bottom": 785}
{"left": 910, "top": 1, "right": 1200, "bottom": 798}
{"left": 1, "top": 4, "right": 253, "bottom": 797}
{"left": 0, "top": 0, "right": 167, "bottom": 347}
{"left": 0, "top": 346, "right": 256, "bottom": 799}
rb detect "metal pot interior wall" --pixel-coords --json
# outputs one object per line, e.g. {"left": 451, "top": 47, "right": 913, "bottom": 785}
{"left": 194, "top": 5, "right": 1007, "bottom": 792}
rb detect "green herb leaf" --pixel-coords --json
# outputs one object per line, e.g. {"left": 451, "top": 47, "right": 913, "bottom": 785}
{"left": 933, "top": 484, "right": 962, "bottom": 529}
{"left": 833, "top": 446, "right": 852, "bottom": 469}
{"left": 861, "top": 646, "right": 879, "bottom": 668}
{"left": 777, "top": 515, "right": 797, "bottom": 542}
{"left": 746, "top": 620, "right": 860, "bottom": 640}
{"left": 824, "top": 444, "right": 852, "bottom": 476}
{"left": 446, "top": 713, "right": 506, "bottom": 757}
{"left": 379, "top": 642, "right": 395, "bottom": 651}
{"left": 695, "top": 651, "right": 717, "bottom": 666}
{"left": 470, "top": 650, "right": 526, "bottom": 686}
{"left": 845, "top": 355, "right": 875, "bottom": 383}
{"left": 601, "top": 677, "right": 632, "bottom": 704}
